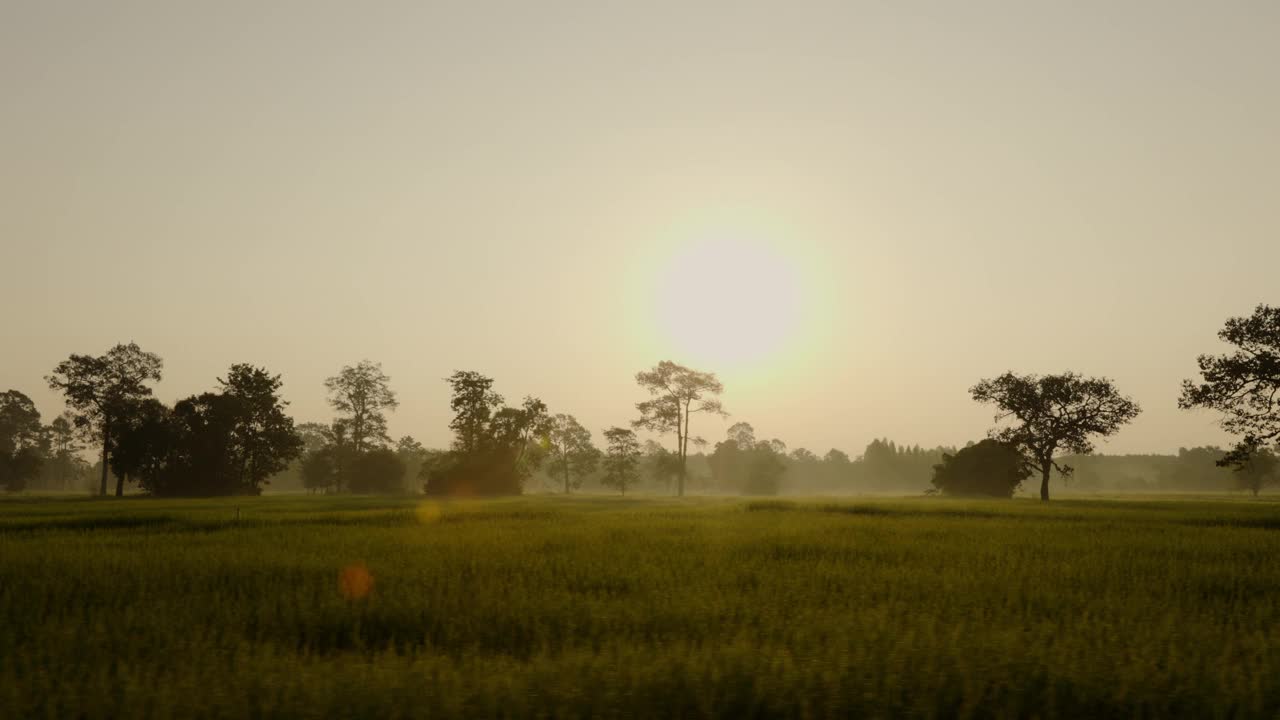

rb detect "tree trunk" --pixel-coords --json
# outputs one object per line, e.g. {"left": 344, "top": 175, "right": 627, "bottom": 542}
{"left": 1039, "top": 460, "right": 1052, "bottom": 502}
{"left": 564, "top": 462, "right": 570, "bottom": 494}
{"left": 116, "top": 472, "right": 125, "bottom": 498}
{"left": 100, "top": 427, "right": 110, "bottom": 497}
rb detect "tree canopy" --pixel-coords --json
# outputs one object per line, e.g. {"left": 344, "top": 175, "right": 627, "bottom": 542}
{"left": 1179, "top": 304, "right": 1280, "bottom": 468}
{"left": 971, "top": 372, "right": 1141, "bottom": 501}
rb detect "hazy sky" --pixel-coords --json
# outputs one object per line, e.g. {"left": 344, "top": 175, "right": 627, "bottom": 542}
{"left": 3, "top": 1, "right": 1277, "bottom": 457}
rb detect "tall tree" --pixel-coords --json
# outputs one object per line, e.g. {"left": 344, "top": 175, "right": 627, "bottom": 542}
{"left": 46, "top": 343, "right": 163, "bottom": 496}
{"left": 219, "top": 365, "right": 304, "bottom": 492}
{"left": 633, "top": 361, "right": 726, "bottom": 497}
{"left": 1179, "top": 304, "right": 1280, "bottom": 467}
{"left": 600, "top": 426, "right": 642, "bottom": 496}
{"left": 544, "top": 414, "right": 599, "bottom": 494}
{"left": 971, "top": 372, "right": 1141, "bottom": 501}
{"left": 324, "top": 360, "right": 398, "bottom": 455}
{"left": 0, "top": 390, "right": 46, "bottom": 492}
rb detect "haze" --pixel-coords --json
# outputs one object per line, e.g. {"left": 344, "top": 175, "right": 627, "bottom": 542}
{"left": 3, "top": 0, "right": 1278, "bottom": 455}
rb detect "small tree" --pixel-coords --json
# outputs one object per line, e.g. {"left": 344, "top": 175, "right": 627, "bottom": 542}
{"left": 633, "top": 361, "right": 726, "bottom": 497}
{"left": 600, "top": 427, "right": 642, "bottom": 495}
{"left": 544, "top": 414, "right": 599, "bottom": 494}
{"left": 46, "top": 343, "right": 163, "bottom": 496}
{"left": 1232, "top": 446, "right": 1279, "bottom": 497}
{"left": 324, "top": 360, "right": 398, "bottom": 455}
{"left": 931, "top": 439, "right": 1031, "bottom": 497}
{"left": 970, "top": 372, "right": 1141, "bottom": 501}
{"left": 1179, "top": 305, "right": 1280, "bottom": 468}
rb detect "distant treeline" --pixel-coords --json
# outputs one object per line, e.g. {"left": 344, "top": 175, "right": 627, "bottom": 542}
{"left": 3, "top": 305, "right": 1279, "bottom": 499}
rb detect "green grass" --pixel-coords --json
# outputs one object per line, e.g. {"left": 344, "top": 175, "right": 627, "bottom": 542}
{"left": 2, "top": 494, "right": 1278, "bottom": 719}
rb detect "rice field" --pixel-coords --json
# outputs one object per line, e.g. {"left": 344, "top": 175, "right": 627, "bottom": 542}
{"left": 1, "top": 494, "right": 1278, "bottom": 718}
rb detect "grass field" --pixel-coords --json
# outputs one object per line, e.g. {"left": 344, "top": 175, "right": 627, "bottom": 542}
{"left": 2, "top": 494, "right": 1278, "bottom": 719}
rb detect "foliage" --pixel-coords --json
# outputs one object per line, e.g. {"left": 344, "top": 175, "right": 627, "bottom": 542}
{"left": 1231, "top": 446, "right": 1279, "bottom": 497}
{"left": 1180, "top": 304, "right": 1280, "bottom": 467}
{"left": 600, "top": 426, "right": 642, "bottom": 495}
{"left": 931, "top": 439, "right": 1031, "bottom": 497}
{"left": 45, "top": 343, "right": 163, "bottom": 496}
{"left": 324, "top": 360, "right": 398, "bottom": 454}
{"left": 543, "top": 414, "right": 599, "bottom": 494}
{"left": 633, "top": 361, "right": 726, "bottom": 496}
{"left": 709, "top": 424, "right": 788, "bottom": 495}
{"left": 425, "top": 371, "right": 551, "bottom": 496}
{"left": 971, "top": 372, "right": 1141, "bottom": 501}
{"left": 112, "top": 365, "right": 303, "bottom": 497}
{"left": 0, "top": 390, "right": 46, "bottom": 492}
{"left": 347, "top": 448, "right": 406, "bottom": 494}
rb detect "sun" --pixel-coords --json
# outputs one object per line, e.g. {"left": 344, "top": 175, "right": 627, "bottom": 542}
{"left": 653, "top": 235, "right": 805, "bottom": 370}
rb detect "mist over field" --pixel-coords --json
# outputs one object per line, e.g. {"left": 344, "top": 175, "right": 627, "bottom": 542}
{"left": 3, "top": 1, "right": 1279, "bottom": 718}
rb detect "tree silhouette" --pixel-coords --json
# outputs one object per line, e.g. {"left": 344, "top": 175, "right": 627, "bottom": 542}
{"left": 971, "top": 372, "right": 1141, "bottom": 501}
{"left": 46, "top": 343, "right": 163, "bottom": 496}
{"left": 0, "top": 390, "right": 45, "bottom": 492}
{"left": 601, "top": 427, "right": 642, "bottom": 495}
{"left": 544, "top": 414, "right": 599, "bottom": 494}
{"left": 425, "top": 371, "right": 551, "bottom": 496}
{"left": 324, "top": 360, "right": 398, "bottom": 455}
{"left": 1179, "top": 304, "right": 1280, "bottom": 468}
{"left": 633, "top": 361, "right": 726, "bottom": 497}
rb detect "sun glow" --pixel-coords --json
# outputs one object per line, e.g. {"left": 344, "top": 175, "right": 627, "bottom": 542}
{"left": 653, "top": 235, "right": 806, "bottom": 371}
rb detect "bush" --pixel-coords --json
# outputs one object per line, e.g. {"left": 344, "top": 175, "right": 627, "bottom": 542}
{"left": 931, "top": 439, "right": 1029, "bottom": 497}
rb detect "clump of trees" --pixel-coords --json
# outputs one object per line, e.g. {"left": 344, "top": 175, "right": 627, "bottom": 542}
{"left": 423, "top": 371, "right": 551, "bottom": 496}
{"left": 0, "top": 390, "right": 47, "bottom": 492}
{"left": 46, "top": 342, "right": 164, "bottom": 496}
{"left": 931, "top": 439, "right": 1030, "bottom": 497}
{"left": 708, "top": 422, "right": 788, "bottom": 495}
{"left": 106, "top": 365, "right": 303, "bottom": 496}
{"left": 295, "top": 361, "right": 410, "bottom": 495}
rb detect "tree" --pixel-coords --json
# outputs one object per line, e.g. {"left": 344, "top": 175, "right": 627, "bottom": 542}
{"left": 744, "top": 441, "right": 786, "bottom": 496}
{"left": 324, "top": 360, "right": 398, "bottom": 455}
{"left": 218, "top": 365, "right": 304, "bottom": 491}
{"left": 45, "top": 412, "right": 86, "bottom": 490}
{"left": 348, "top": 448, "right": 406, "bottom": 494}
{"left": 544, "top": 414, "right": 599, "bottom": 494}
{"left": 424, "top": 371, "right": 551, "bottom": 496}
{"left": 109, "top": 398, "right": 174, "bottom": 491}
{"left": 971, "top": 372, "right": 1141, "bottom": 501}
{"left": 931, "top": 439, "right": 1031, "bottom": 497}
{"left": 46, "top": 343, "right": 163, "bottom": 496}
{"left": 1179, "top": 305, "right": 1280, "bottom": 468}
{"left": 0, "top": 390, "right": 45, "bottom": 492}
{"left": 633, "top": 361, "right": 726, "bottom": 496}
{"left": 301, "top": 448, "right": 338, "bottom": 494}
{"left": 1232, "top": 446, "right": 1279, "bottom": 497}
{"left": 600, "top": 426, "right": 642, "bottom": 495}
